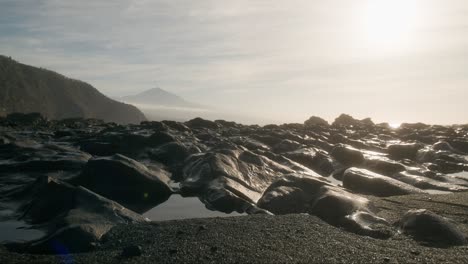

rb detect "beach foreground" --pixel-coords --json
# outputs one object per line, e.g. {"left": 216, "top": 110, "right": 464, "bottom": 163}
{"left": 1, "top": 192, "right": 467, "bottom": 264}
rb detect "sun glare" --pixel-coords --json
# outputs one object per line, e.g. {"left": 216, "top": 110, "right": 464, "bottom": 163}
{"left": 358, "top": 0, "right": 420, "bottom": 52}
{"left": 389, "top": 123, "right": 401, "bottom": 129}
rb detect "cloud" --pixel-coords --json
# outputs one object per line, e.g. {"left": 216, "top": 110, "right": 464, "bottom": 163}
{"left": 1, "top": 0, "right": 468, "bottom": 124}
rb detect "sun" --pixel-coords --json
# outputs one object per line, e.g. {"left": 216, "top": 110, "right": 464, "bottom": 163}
{"left": 358, "top": 0, "right": 420, "bottom": 52}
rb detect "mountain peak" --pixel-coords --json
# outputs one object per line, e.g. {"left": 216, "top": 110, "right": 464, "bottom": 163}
{"left": 121, "top": 87, "right": 195, "bottom": 107}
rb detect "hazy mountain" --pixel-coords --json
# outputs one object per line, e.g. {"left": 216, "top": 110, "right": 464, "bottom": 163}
{"left": 120, "top": 87, "right": 199, "bottom": 108}
{"left": 118, "top": 87, "right": 279, "bottom": 124}
{"left": 0, "top": 55, "right": 146, "bottom": 124}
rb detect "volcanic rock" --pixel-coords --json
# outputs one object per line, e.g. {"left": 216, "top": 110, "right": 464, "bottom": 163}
{"left": 71, "top": 154, "right": 173, "bottom": 213}
{"left": 398, "top": 209, "right": 467, "bottom": 246}
{"left": 342, "top": 168, "right": 425, "bottom": 197}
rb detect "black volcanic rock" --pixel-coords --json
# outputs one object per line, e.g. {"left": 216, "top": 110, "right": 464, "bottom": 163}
{"left": 388, "top": 143, "right": 424, "bottom": 160}
{"left": 0, "top": 139, "right": 91, "bottom": 172}
{"left": 179, "top": 149, "right": 313, "bottom": 213}
{"left": 282, "top": 148, "right": 334, "bottom": 176}
{"left": 343, "top": 168, "right": 425, "bottom": 197}
{"left": 72, "top": 154, "right": 173, "bottom": 213}
{"left": 364, "top": 157, "right": 406, "bottom": 176}
{"left": 257, "top": 174, "right": 391, "bottom": 238}
{"left": 398, "top": 209, "right": 467, "bottom": 246}
{"left": 304, "top": 116, "right": 329, "bottom": 127}
{"left": 0, "top": 55, "right": 146, "bottom": 124}
{"left": 1, "top": 111, "right": 468, "bottom": 257}
{"left": 332, "top": 114, "right": 374, "bottom": 127}
{"left": 7, "top": 176, "right": 145, "bottom": 253}
{"left": 185, "top": 117, "right": 220, "bottom": 130}
{"left": 331, "top": 144, "right": 365, "bottom": 167}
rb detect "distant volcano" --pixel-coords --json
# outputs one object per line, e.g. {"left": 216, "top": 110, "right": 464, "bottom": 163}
{"left": 120, "top": 88, "right": 200, "bottom": 108}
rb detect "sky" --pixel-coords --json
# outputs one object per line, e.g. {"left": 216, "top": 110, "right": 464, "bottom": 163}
{"left": 1, "top": 0, "right": 468, "bottom": 124}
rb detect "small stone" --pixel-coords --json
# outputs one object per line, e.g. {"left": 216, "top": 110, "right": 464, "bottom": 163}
{"left": 410, "top": 250, "right": 420, "bottom": 255}
{"left": 198, "top": 225, "right": 208, "bottom": 231}
{"left": 383, "top": 257, "right": 390, "bottom": 262}
{"left": 169, "top": 248, "right": 178, "bottom": 255}
{"left": 121, "top": 245, "right": 142, "bottom": 258}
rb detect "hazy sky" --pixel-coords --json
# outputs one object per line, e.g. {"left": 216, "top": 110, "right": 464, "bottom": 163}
{"left": 1, "top": 0, "right": 468, "bottom": 124}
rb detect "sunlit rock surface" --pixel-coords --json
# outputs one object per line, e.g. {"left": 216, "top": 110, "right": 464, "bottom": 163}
{"left": 0, "top": 113, "right": 467, "bottom": 254}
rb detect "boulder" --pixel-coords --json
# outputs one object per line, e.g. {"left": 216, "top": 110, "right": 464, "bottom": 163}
{"left": 304, "top": 116, "right": 329, "bottom": 127}
{"left": 283, "top": 148, "right": 334, "bottom": 176}
{"left": 185, "top": 117, "right": 220, "bottom": 130}
{"left": 273, "top": 139, "right": 303, "bottom": 153}
{"left": 0, "top": 140, "right": 91, "bottom": 173}
{"left": 448, "top": 140, "right": 468, "bottom": 154}
{"left": 7, "top": 176, "right": 145, "bottom": 253}
{"left": 179, "top": 150, "right": 299, "bottom": 213}
{"left": 387, "top": 143, "right": 424, "bottom": 160}
{"left": 147, "top": 131, "right": 177, "bottom": 147}
{"left": 390, "top": 171, "right": 468, "bottom": 192}
{"left": 331, "top": 144, "right": 365, "bottom": 166}
{"left": 257, "top": 174, "right": 391, "bottom": 238}
{"left": 343, "top": 168, "right": 425, "bottom": 197}
{"left": 71, "top": 154, "right": 173, "bottom": 213}
{"left": 364, "top": 157, "right": 406, "bottom": 176}
{"left": 398, "top": 209, "right": 467, "bottom": 246}
{"left": 332, "top": 114, "right": 374, "bottom": 127}
{"left": 148, "top": 142, "right": 192, "bottom": 169}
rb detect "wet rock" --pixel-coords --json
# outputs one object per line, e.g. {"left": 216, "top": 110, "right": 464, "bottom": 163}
{"left": 180, "top": 150, "right": 299, "bottom": 213}
{"left": 433, "top": 141, "right": 457, "bottom": 152}
{"left": 7, "top": 176, "right": 145, "bottom": 253}
{"left": 147, "top": 131, "right": 177, "bottom": 147}
{"left": 400, "top": 123, "right": 431, "bottom": 130}
{"left": 388, "top": 143, "right": 424, "bottom": 160}
{"left": 148, "top": 141, "right": 192, "bottom": 169}
{"left": 283, "top": 148, "right": 334, "bottom": 176}
{"left": 215, "top": 119, "right": 239, "bottom": 128}
{"left": 77, "top": 132, "right": 150, "bottom": 156}
{"left": 72, "top": 154, "right": 173, "bottom": 213}
{"left": 390, "top": 171, "right": 468, "bottom": 192}
{"left": 140, "top": 121, "right": 167, "bottom": 130}
{"left": 304, "top": 116, "right": 329, "bottom": 127}
{"left": 343, "top": 168, "right": 424, "bottom": 197}
{"left": 273, "top": 139, "right": 303, "bottom": 153}
{"left": 0, "top": 140, "right": 91, "bottom": 172}
{"left": 257, "top": 174, "right": 391, "bottom": 238}
{"left": 448, "top": 139, "right": 468, "bottom": 154}
{"left": 185, "top": 117, "right": 220, "bottom": 130}
{"left": 332, "top": 114, "right": 374, "bottom": 127}
{"left": 398, "top": 209, "right": 467, "bottom": 246}
{"left": 331, "top": 144, "right": 365, "bottom": 167}
{"left": 364, "top": 157, "right": 406, "bottom": 176}
{"left": 161, "top": 120, "right": 190, "bottom": 132}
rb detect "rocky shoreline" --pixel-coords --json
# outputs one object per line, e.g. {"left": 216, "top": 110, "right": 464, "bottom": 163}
{"left": 0, "top": 112, "right": 467, "bottom": 263}
{"left": 1, "top": 192, "right": 467, "bottom": 263}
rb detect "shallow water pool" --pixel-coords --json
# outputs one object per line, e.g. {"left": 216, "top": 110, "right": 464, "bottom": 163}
{"left": 143, "top": 194, "right": 244, "bottom": 221}
{"left": 0, "top": 220, "right": 45, "bottom": 243}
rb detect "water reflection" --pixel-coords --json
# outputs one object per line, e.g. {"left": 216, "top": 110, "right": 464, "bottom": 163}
{"left": 143, "top": 194, "right": 244, "bottom": 221}
{"left": 0, "top": 220, "right": 45, "bottom": 243}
